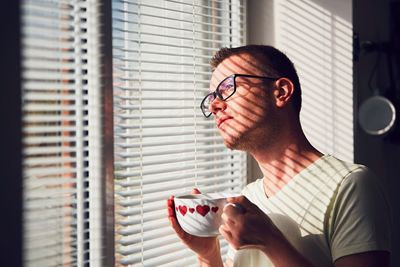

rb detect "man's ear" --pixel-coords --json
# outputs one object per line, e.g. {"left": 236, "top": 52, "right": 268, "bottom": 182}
{"left": 274, "top": 78, "right": 294, "bottom": 108}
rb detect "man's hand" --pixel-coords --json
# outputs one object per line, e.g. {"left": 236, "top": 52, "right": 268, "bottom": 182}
{"left": 220, "top": 196, "right": 316, "bottom": 267}
{"left": 219, "top": 195, "right": 279, "bottom": 251}
{"left": 167, "top": 188, "right": 223, "bottom": 267}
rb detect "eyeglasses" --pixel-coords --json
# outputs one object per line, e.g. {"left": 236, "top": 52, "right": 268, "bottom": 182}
{"left": 200, "top": 74, "right": 279, "bottom": 117}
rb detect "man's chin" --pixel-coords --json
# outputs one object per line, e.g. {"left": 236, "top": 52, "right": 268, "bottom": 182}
{"left": 223, "top": 140, "right": 235, "bottom": 150}
{"left": 219, "top": 126, "right": 253, "bottom": 151}
{"left": 223, "top": 138, "right": 246, "bottom": 151}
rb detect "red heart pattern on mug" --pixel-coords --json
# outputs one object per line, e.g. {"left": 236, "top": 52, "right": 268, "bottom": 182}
{"left": 176, "top": 205, "right": 219, "bottom": 216}
{"left": 178, "top": 205, "right": 187, "bottom": 216}
{"left": 211, "top": 207, "right": 219, "bottom": 213}
{"left": 196, "top": 205, "right": 210, "bottom": 216}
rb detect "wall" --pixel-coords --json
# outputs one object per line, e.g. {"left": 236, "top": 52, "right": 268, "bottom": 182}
{"left": 247, "top": 0, "right": 354, "bottom": 178}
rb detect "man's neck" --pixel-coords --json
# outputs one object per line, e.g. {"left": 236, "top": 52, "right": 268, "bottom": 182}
{"left": 250, "top": 137, "right": 322, "bottom": 197}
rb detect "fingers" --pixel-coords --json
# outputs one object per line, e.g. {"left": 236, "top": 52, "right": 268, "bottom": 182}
{"left": 226, "top": 195, "right": 255, "bottom": 215}
{"left": 222, "top": 196, "right": 248, "bottom": 225}
{"left": 226, "top": 195, "right": 250, "bottom": 207}
{"left": 221, "top": 202, "right": 244, "bottom": 234}
{"left": 219, "top": 224, "right": 233, "bottom": 243}
{"left": 168, "top": 214, "right": 187, "bottom": 239}
{"left": 220, "top": 198, "right": 246, "bottom": 248}
{"left": 166, "top": 195, "right": 189, "bottom": 240}
{"left": 191, "top": 188, "right": 201, "bottom": 194}
{"left": 168, "top": 216, "right": 190, "bottom": 241}
{"left": 219, "top": 213, "right": 242, "bottom": 250}
{"left": 221, "top": 206, "right": 236, "bottom": 226}
{"left": 224, "top": 203, "right": 246, "bottom": 215}
{"left": 167, "top": 195, "right": 175, "bottom": 218}
{"left": 166, "top": 196, "right": 180, "bottom": 230}
{"left": 219, "top": 225, "right": 241, "bottom": 250}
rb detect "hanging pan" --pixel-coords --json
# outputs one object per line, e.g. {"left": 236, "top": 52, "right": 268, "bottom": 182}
{"left": 357, "top": 46, "right": 398, "bottom": 136}
{"left": 358, "top": 93, "right": 396, "bottom": 136}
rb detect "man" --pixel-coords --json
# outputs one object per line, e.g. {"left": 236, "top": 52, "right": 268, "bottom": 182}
{"left": 167, "top": 45, "right": 392, "bottom": 267}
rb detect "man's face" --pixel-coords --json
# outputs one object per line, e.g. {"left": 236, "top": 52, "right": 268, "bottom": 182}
{"left": 209, "top": 54, "right": 278, "bottom": 150}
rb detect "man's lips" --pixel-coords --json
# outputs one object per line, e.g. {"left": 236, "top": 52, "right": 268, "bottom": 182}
{"left": 216, "top": 116, "right": 233, "bottom": 128}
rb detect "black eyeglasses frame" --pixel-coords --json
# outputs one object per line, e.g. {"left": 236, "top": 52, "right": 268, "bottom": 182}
{"left": 200, "top": 74, "right": 279, "bottom": 118}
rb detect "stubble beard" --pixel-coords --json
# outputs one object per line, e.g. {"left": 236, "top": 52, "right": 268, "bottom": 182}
{"left": 223, "top": 130, "right": 253, "bottom": 151}
{"left": 222, "top": 125, "right": 266, "bottom": 152}
{"left": 222, "top": 119, "right": 279, "bottom": 153}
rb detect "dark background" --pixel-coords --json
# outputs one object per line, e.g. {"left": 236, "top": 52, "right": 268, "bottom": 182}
{"left": 354, "top": 0, "right": 400, "bottom": 266}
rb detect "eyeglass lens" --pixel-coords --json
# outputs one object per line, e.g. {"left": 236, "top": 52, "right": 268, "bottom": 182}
{"left": 201, "top": 75, "right": 235, "bottom": 116}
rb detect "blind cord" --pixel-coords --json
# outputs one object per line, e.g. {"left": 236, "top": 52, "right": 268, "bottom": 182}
{"left": 137, "top": 0, "right": 145, "bottom": 264}
{"left": 192, "top": 0, "right": 198, "bottom": 190}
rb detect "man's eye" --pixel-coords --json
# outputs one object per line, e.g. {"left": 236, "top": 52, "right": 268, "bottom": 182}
{"left": 220, "top": 82, "right": 234, "bottom": 92}
{"left": 207, "top": 94, "right": 215, "bottom": 102}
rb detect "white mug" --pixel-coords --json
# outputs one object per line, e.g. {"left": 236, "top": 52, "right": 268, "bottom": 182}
{"left": 174, "top": 192, "right": 240, "bottom": 237}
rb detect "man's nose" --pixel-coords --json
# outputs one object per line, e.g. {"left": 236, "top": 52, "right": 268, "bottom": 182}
{"left": 209, "top": 97, "right": 227, "bottom": 115}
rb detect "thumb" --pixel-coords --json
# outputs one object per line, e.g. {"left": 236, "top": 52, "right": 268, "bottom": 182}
{"left": 226, "top": 195, "right": 251, "bottom": 207}
{"left": 191, "top": 188, "right": 201, "bottom": 194}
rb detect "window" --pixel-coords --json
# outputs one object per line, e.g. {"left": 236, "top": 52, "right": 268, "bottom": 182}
{"left": 21, "top": 0, "right": 105, "bottom": 265}
{"left": 20, "top": 0, "right": 247, "bottom": 266}
{"left": 112, "top": 1, "right": 246, "bottom": 266}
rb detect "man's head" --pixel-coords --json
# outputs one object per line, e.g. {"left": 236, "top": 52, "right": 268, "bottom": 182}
{"left": 210, "top": 45, "right": 302, "bottom": 114}
{"left": 206, "top": 45, "right": 302, "bottom": 151}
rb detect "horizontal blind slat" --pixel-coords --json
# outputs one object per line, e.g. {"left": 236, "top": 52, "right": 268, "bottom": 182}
{"left": 116, "top": 144, "right": 228, "bottom": 158}
{"left": 115, "top": 128, "right": 218, "bottom": 138}
{"left": 115, "top": 152, "right": 234, "bottom": 168}
{"left": 116, "top": 137, "right": 223, "bottom": 149}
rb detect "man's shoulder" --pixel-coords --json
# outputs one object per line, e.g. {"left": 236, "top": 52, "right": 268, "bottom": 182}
{"left": 323, "top": 155, "right": 375, "bottom": 185}
{"left": 315, "top": 154, "right": 368, "bottom": 178}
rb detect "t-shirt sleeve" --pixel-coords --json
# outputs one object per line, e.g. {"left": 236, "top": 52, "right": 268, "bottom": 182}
{"left": 329, "top": 167, "right": 392, "bottom": 262}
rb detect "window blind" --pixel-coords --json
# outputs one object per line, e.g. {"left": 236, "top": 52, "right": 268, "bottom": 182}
{"left": 21, "top": 0, "right": 104, "bottom": 266}
{"left": 112, "top": 0, "right": 247, "bottom": 266}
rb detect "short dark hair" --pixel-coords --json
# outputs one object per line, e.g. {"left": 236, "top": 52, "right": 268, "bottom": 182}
{"left": 210, "top": 45, "right": 302, "bottom": 114}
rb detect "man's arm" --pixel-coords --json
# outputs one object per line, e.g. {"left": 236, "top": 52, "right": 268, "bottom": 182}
{"left": 329, "top": 169, "right": 392, "bottom": 267}
{"left": 334, "top": 251, "right": 390, "bottom": 267}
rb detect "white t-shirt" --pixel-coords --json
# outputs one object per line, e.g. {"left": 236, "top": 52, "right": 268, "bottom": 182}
{"left": 228, "top": 155, "right": 391, "bottom": 267}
